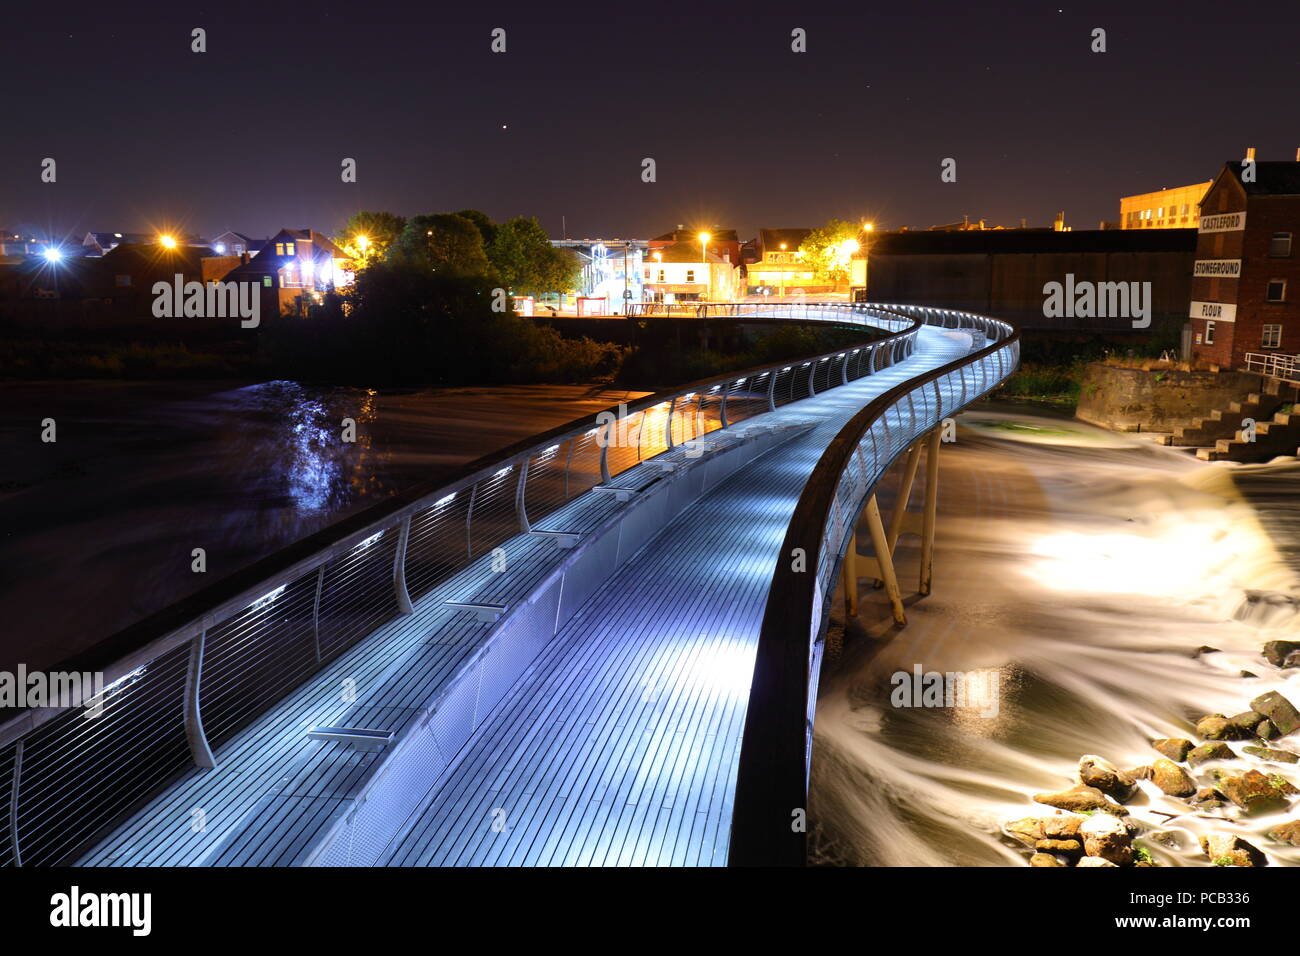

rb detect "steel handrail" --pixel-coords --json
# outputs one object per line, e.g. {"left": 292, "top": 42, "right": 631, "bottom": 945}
{"left": 0, "top": 302, "right": 933, "bottom": 867}
{"left": 728, "top": 306, "right": 1020, "bottom": 866}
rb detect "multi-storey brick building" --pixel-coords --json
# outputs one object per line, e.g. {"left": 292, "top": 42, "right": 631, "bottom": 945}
{"left": 1190, "top": 159, "right": 1300, "bottom": 368}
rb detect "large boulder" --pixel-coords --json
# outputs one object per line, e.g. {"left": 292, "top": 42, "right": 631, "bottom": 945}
{"left": 1189, "top": 787, "right": 1229, "bottom": 810}
{"left": 1200, "top": 832, "right": 1268, "bottom": 867}
{"left": 1042, "top": 815, "right": 1084, "bottom": 839}
{"left": 1030, "top": 852, "right": 1065, "bottom": 867}
{"left": 1079, "top": 755, "right": 1137, "bottom": 801}
{"left": 1036, "top": 838, "right": 1083, "bottom": 857}
{"left": 1196, "top": 714, "right": 1248, "bottom": 741}
{"left": 1151, "top": 738, "right": 1193, "bottom": 762}
{"left": 1213, "top": 769, "right": 1297, "bottom": 812}
{"left": 1005, "top": 817, "right": 1045, "bottom": 848}
{"left": 1266, "top": 820, "right": 1300, "bottom": 846}
{"left": 1242, "top": 745, "right": 1299, "bottom": 764}
{"left": 1262, "top": 640, "right": 1300, "bottom": 668}
{"left": 1076, "top": 856, "right": 1118, "bottom": 867}
{"left": 1251, "top": 691, "right": 1300, "bottom": 736}
{"left": 1150, "top": 758, "right": 1197, "bottom": 797}
{"left": 1188, "top": 742, "right": 1236, "bottom": 767}
{"left": 1080, "top": 813, "right": 1134, "bottom": 865}
{"left": 1033, "top": 784, "right": 1128, "bottom": 816}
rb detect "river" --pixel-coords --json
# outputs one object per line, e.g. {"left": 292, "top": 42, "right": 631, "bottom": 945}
{"left": 0, "top": 379, "right": 647, "bottom": 673}
{"left": 812, "top": 405, "right": 1300, "bottom": 867}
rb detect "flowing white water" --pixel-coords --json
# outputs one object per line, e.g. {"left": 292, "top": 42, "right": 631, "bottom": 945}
{"left": 812, "top": 407, "right": 1300, "bottom": 867}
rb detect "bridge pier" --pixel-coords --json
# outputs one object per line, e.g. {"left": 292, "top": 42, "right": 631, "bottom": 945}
{"left": 841, "top": 427, "right": 941, "bottom": 625}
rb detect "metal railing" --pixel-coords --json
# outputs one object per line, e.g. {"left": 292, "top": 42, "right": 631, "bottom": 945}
{"left": 627, "top": 301, "right": 860, "bottom": 320}
{"left": 0, "top": 301, "right": 923, "bottom": 867}
{"left": 728, "top": 305, "right": 1020, "bottom": 867}
{"left": 1243, "top": 351, "right": 1300, "bottom": 382}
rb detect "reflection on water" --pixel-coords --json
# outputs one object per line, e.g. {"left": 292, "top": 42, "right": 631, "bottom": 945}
{"left": 0, "top": 379, "right": 642, "bottom": 672}
{"left": 813, "top": 407, "right": 1300, "bottom": 867}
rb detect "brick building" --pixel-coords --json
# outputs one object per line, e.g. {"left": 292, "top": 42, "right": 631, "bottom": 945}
{"left": 1189, "top": 160, "right": 1300, "bottom": 368}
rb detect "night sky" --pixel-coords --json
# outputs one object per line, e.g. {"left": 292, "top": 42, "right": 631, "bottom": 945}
{"left": 3, "top": 0, "right": 1298, "bottom": 244}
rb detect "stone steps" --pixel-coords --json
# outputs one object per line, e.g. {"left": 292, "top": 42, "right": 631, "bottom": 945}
{"left": 1164, "top": 391, "right": 1287, "bottom": 447}
{"left": 1197, "top": 407, "right": 1300, "bottom": 461}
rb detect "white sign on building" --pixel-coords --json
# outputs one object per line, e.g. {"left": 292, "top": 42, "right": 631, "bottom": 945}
{"left": 1198, "top": 211, "right": 1246, "bottom": 233}
{"left": 1190, "top": 300, "right": 1237, "bottom": 322}
{"left": 1193, "top": 259, "right": 1242, "bottom": 278}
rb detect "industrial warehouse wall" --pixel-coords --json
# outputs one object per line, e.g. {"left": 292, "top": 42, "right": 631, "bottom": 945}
{"left": 869, "top": 250, "right": 1194, "bottom": 331}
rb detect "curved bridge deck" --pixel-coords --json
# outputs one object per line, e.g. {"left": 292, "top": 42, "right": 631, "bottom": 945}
{"left": 81, "top": 324, "right": 974, "bottom": 867}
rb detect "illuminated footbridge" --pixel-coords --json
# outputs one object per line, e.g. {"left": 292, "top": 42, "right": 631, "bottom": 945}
{"left": 0, "top": 303, "right": 1018, "bottom": 868}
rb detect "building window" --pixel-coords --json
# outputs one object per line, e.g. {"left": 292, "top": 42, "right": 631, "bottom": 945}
{"left": 644, "top": 268, "right": 650, "bottom": 280}
{"left": 1270, "top": 232, "right": 1293, "bottom": 257}
{"left": 657, "top": 270, "right": 665, "bottom": 283}
{"left": 1263, "top": 324, "right": 1282, "bottom": 348}
{"left": 1267, "top": 279, "right": 1287, "bottom": 302}
{"left": 263, "top": 276, "right": 272, "bottom": 287}
{"left": 285, "top": 242, "right": 295, "bottom": 256}
{"left": 1204, "top": 320, "right": 1215, "bottom": 345}
{"left": 275, "top": 243, "right": 285, "bottom": 255}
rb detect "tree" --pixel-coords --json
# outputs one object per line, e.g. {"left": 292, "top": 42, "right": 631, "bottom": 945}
{"left": 395, "top": 213, "right": 492, "bottom": 277}
{"left": 335, "top": 210, "right": 406, "bottom": 265}
{"left": 454, "top": 209, "right": 497, "bottom": 250}
{"left": 799, "top": 218, "right": 863, "bottom": 285}
{"left": 488, "top": 216, "right": 580, "bottom": 295}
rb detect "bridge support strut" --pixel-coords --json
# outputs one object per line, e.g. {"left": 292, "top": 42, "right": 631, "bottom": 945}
{"left": 841, "top": 427, "right": 943, "bottom": 626}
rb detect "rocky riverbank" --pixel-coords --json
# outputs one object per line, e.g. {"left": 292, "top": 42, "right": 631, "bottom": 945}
{"left": 1005, "top": 646, "right": 1300, "bottom": 867}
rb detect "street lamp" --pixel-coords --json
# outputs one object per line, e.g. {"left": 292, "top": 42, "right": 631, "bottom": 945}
{"left": 779, "top": 242, "right": 787, "bottom": 299}
{"left": 42, "top": 247, "right": 62, "bottom": 263}
{"left": 697, "top": 232, "right": 711, "bottom": 300}
{"left": 159, "top": 234, "right": 177, "bottom": 249}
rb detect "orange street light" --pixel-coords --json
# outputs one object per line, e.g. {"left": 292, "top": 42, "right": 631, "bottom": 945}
{"left": 159, "top": 234, "right": 177, "bottom": 249}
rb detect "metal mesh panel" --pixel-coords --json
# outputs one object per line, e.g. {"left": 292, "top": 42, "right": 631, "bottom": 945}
{"left": 15, "top": 643, "right": 191, "bottom": 866}
{"left": 473, "top": 580, "right": 562, "bottom": 728}
{"left": 335, "top": 717, "right": 448, "bottom": 866}
{"left": 317, "top": 528, "right": 399, "bottom": 662}
{"left": 200, "top": 572, "right": 319, "bottom": 749}
{"left": 405, "top": 490, "right": 472, "bottom": 600}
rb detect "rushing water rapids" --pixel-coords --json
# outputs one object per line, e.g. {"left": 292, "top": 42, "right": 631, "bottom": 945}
{"left": 812, "top": 406, "right": 1300, "bottom": 867}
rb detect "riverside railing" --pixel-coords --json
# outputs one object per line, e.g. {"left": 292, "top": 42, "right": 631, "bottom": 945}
{"left": 1243, "top": 351, "right": 1300, "bottom": 382}
{"left": 727, "top": 305, "right": 1020, "bottom": 867}
{"left": 0, "top": 302, "right": 921, "bottom": 868}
